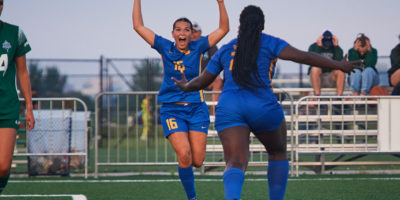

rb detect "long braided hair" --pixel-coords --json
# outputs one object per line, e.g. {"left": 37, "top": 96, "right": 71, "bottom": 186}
{"left": 232, "top": 5, "right": 265, "bottom": 90}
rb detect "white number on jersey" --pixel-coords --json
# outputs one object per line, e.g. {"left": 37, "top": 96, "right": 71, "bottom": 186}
{"left": 0, "top": 54, "right": 9, "bottom": 76}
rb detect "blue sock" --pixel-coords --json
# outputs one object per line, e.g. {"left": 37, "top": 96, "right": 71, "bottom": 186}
{"left": 267, "top": 160, "right": 289, "bottom": 200}
{"left": 223, "top": 168, "right": 245, "bottom": 200}
{"left": 0, "top": 174, "right": 10, "bottom": 194}
{"left": 178, "top": 166, "right": 196, "bottom": 199}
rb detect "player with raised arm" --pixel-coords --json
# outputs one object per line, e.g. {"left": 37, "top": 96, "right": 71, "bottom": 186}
{"left": 173, "top": 5, "right": 361, "bottom": 200}
{"left": 132, "top": 0, "right": 229, "bottom": 199}
{"left": 0, "top": 0, "right": 35, "bottom": 194}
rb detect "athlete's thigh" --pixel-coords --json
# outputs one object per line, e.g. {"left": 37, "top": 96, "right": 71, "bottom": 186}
{"left": 188, "top": 131, "right": 207, "bottom": 166}
{"left": 168, "top": 132, "right": 191, "bottom": 159}
{"left": 254, "top": 120, "right": 287, "bottom": 158}
{"left": 218, "top": 126, "right": 250, "bottom": 170}
{"left": 0, "top": 128, "right": 17, "bottom": 166}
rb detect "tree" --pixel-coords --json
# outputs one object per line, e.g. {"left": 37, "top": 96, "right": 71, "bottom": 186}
{"left": 63, "top": 91, "right": 95, "bottom": 111}
{"left": 132, "top": 58, "right": 163, "bottom": 91}
{"left": 28, "top": 64, "right": 67, "bottom": 97}
{"left": 28, "top": 63, "right": 44, "bottom": 97}
{"left": 43, "top": 67, "right": 67, "bottom": 97}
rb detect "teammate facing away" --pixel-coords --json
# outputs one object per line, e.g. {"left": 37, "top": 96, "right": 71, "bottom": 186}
{"left": 132, "top": 0, "right": 229, "bottom": 199}
{"left": 173, "top": 5, "right": 362, "bottom": 200}
{"left": 0, "top": 0, "right": 35, "bottom": 194}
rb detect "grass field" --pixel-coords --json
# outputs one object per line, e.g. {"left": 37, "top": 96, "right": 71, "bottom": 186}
{"left": 1, "top": 174, "right": 400, "bottom": 200}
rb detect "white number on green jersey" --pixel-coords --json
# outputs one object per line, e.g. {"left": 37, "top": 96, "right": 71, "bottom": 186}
{"left": 0, "top": 54, "right": 9, "bottom": 76}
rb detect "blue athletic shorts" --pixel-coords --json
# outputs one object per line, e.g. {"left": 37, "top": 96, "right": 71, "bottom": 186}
{"left": 215, "top": 89, "right": 284, "bottom": 133}
{"left": 0, "top": 118, "right": 19, "bottom": 130}
{"left": 160, "top": 102, "right": 210, "bottom": 138}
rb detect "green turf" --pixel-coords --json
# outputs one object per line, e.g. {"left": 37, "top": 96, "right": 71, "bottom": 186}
{"left": 2, "top": 174, "right": 400, "bottom": 200}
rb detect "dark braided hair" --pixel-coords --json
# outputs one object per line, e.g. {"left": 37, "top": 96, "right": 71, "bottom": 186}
{"left": 232, "top": 5, "right": 265, "bottom": 90}
{"left": 173, "top": 17, "right": 193, "bottom": 31}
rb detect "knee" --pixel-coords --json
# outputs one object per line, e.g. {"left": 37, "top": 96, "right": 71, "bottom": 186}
{"left": 362, "top": 67, "right": 377, "bottom": 77}
{"left": 192, "top": 154, "right": 205, "bottom": 168}
{"left": 336, "top": 71, "right": 345, "bottom": 79}
{"left": 192, "top": 161, "right": 203, "bottom": 168}
{"left": 177, "top": 151, "right": 193, "bottom": 168}
{"left": 310, "top": 68, "right": 322, "bottom": 78}
{"left": 351, "top": 69, "right": 362, "bottom": 76}
{"left": 226, "top": 161, "right": 247, "bottom": 171}
{"left": 267, "top": 147, "right": 287, "bottom": 161}
{"left": 225, "top": 155, "right": 249, "bottom": 171}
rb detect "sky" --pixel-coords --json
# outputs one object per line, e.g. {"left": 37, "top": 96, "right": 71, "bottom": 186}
{"left": 3, "top": 0, "right": 400, "bottom": 75}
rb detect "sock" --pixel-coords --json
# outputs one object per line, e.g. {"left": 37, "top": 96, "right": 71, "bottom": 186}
{"left": 178, "top": 166, "right": 196, "bottom": 199}
{"left": 223, "top": 168, "right": 245, "bottom": 200}
{"left": 267, "top": 160, "right": 289, "bottom": 200}
{"left": 0, "top": 174, "right": 10, "bottom": 194}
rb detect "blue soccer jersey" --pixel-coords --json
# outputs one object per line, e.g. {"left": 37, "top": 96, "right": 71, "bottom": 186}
{"left": 152, "top": 34, "right": 210, "bottom": 103}
{"left": 206, "top": 33, "right": 288, "bottom": 91}
{"left": 205, "top": 33, "right": 289, "bottom": 133}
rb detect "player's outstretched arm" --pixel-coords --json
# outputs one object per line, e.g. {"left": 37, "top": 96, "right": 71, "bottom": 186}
{"left": 207, "top": 0, "right": 229, "bottom": 47}
{"left": 172, "top": 70, "right": 217, "bottom": 92}
{"left": 132, "top": 0, "right": 155, "bottom": 46}
{"left": 278, "top": 45, "right": 363, "bottom": 74}
{"left": 16, "top": 56, "right": 35, "bottom": 130}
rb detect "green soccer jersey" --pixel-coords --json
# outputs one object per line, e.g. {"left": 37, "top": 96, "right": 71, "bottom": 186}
{"left": 0, "top": 21, "right": 31, "bottom": 120}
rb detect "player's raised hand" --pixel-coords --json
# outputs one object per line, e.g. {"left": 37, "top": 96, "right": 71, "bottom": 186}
{"left": 216, "top": 0, "right": 224, "bottom": 3}
{"left": 339, "top": 54, "right": 364, "bottom": 74}
{"left": 172, "top": 70, "right": 188, "bottom": 91}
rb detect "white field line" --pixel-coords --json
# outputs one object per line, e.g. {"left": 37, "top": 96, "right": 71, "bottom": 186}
{"left": 8, "top": 177, "right": 400, "bottom": 184}
{"left": 0, "top": 194, "right": 87, "bottom": 200}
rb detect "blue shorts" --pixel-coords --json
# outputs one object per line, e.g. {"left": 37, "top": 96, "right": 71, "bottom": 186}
{"left": 215, "top": 89, "right": 284, "bottom": 133}
{"left": 160, "top": 102, "right": 210, "bottom": 138}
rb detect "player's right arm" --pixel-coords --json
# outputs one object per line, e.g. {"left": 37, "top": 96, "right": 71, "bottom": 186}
{"left": 172, "top": 70, "right": 217, "bottom": 92}
{"left": 132, "top": 0, "right": 155, "bottom": 46}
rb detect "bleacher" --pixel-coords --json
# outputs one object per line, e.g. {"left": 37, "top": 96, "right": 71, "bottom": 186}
{"left": 203, "top": 89, "right": 400, "bottom": 176}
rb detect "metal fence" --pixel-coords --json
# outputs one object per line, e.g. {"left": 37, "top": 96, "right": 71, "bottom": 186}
{"left": 15, "top": 98, "right": 90, "bottom": 178}
{"left": 293, "top": 95, "right": 400, "bottom": 176}
{"left": 94, "top": 91, "right": 296, "bottom": 177}
{"left": 94, "top": 91, "right": 400, "bottom": 177}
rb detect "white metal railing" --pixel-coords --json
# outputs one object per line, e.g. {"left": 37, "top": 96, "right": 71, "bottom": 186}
{"left": 294, "top": 95, "right": 400, "bottom": 176}
{"left": 93, "top": 90, "right": 400, "bottom": 178}
{"left": 16, "top": 98, "right": 89, "bottom": 178}
{"left": 94, "top": 91, "right": 296, "bottom": 177}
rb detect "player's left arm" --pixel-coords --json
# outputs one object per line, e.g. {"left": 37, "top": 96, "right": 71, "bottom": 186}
{"left": 16, "top": 55, "right": 35, "bottom": 130}
{"left": 207, "top": 0, "right": 229, "bottom": 47}
{"left": 278, "top": 45, "right": 363, "bottom": 74}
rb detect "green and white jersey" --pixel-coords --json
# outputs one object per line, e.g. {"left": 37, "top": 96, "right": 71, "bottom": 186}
{"left": 0, "top": 21, "right": 31, "bottom": 120}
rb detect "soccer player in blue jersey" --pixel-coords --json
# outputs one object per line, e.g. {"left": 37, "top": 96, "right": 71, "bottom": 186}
{"left": 0, "top": 0, "right": 35, "bottom": 194}
{"left": 173, "top": 5, "right": 362, "bottom": 200}
{"left": 132, "top": 0, "right": 229, "bottom": 199}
